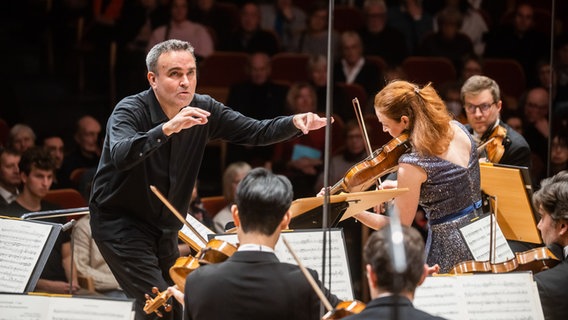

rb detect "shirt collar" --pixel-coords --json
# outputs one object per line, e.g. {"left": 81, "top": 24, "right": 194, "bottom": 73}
{"left": 238, "top": 243, "right": 275, "bottom": 253}
{"left": 0, "top": 186, "right": 18, "bottom": 204}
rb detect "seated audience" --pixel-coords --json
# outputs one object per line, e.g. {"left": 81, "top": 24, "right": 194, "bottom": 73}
{"left": 213, "top": 161, "right": 251, "bottom": 233}
{"left": 8, "top": 124, "right": 36, "bottom": 154}
{"left": 3, "top": 147, "right": 81, "bottom": 294}
{"left": 73, "top": 215, "right": 126, "bottom": 298}
{"left": 0, "top": 147, "right": 21, "bottom": 208}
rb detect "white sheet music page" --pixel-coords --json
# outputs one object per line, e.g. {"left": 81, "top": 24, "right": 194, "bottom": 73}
{"left": 0, "top": 219, "right": 52, "bottom": 293}
{"left": 459, "top": 214, "right": 515, "bottom": 263}
{"left": 180, "top": 214, "right": 215, "bottom": 249}
{"left": 215, "top": 229, "right": 354, "bottom": 301}
{"left": 414, "top": 273, "right": 544, "bottom": 320}
{"left": 47, "top": 296, "right": 134, "bottom": 320}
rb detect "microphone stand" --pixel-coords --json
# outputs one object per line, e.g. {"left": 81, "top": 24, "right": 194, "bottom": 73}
{"left": 388, "top": 207, "right": 407, "bottom": 320}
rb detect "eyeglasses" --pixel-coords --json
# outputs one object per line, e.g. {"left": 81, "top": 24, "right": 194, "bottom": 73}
{"left": 464, "top": 102, "right": 495, "bottom": 114}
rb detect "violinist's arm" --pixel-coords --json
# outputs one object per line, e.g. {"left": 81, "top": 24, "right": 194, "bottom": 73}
{"left": 353, "top": 164, "right": 425, "bottom": 230}
{"left": 393, "top": 163, "right": 425, "bottom": 226}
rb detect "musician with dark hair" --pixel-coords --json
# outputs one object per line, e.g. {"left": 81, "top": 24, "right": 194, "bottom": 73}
{"left": 344, "top": 226, "right": 446, "bottom": 320}
{"left": 168, "top": 167, "right": 341, "bottom": 320}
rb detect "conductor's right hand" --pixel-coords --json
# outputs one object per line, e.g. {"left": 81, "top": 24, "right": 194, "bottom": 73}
{"left": 163, "top": 106, "right": 210, "bottom": 136}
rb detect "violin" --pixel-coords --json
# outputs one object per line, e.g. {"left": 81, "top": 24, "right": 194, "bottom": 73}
{"left": 482, "top": 124, "right": 507, "bottom": 163}
{"left": 450, "top": 246, "right": 560, "bottom": 275}
{"left": 330, "top": 132, "right": 411, "bottom": 195}
{"left": 322, "top": 300, "right": 367, "bottom": 319}
{"left": 144, "top": 186, "right": 238, "bottom": 316}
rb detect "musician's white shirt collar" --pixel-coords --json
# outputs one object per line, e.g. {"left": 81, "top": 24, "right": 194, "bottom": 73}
{"left": 563, "top": 246, "right": 568, "bottom": 260}
{"left": 237, "top": 243, "right": 274, "bottom": 253}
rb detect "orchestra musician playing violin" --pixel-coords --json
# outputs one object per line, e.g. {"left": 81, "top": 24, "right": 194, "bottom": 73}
{"left": 89, "top": 39, "right": 329, "bottom": 320}
{"left": 461, "top": 75, "right": 531, "bottom": 168}
{"left": 343, "top": 226, "right": 446, "bottom": 320}
{"left": 532, "top": 170, "right": 568, "bottom": 320}
{"left": 353, "top": 80, "right": 483, "bottom": 273}
{"left": 167, "top": 168, "right": 341, "bottom": 319}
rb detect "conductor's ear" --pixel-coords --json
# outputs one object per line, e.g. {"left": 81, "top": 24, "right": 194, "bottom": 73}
{"left": 147, "top": 72, "right": 157, "bottom": 87}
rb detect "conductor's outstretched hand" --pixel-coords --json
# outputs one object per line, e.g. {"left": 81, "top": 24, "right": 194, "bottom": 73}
{"left": 163, "top": 106, "right": 211, "bottom": 136}
{"left": 293, "top": 112, "right": 332, "bottom": 134}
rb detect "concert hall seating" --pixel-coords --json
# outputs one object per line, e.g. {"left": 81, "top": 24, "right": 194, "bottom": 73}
{"left": 401, "top": 56, "right": 457, "bottom": 89}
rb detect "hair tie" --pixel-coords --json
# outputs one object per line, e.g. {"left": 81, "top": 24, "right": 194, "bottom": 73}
{"left": 414, "top": 86, "right": 420, "bottom": 94}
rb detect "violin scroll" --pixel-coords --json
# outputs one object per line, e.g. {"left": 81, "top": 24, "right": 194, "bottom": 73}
{"left": 143, "top": 287, "right": 172, "bottom": 317}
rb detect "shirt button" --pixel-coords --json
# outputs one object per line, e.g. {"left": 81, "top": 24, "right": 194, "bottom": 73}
{"left": 157, "top": 138, "right": 161, "bottom": 143}
{"left": 139, "top": 153, "right": 143, "bottom": 157}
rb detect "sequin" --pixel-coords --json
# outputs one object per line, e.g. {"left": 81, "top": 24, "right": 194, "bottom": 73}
{"left": 399, "top": 121, "right": 481, "bottom": 273}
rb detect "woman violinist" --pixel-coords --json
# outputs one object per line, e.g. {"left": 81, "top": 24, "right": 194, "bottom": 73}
{"left": 354, "top": 80, "right": 483, "bottom": 273}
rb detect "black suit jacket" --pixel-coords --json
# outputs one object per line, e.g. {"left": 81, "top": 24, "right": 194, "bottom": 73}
{"left": 343, "top": 295, "right": 447, "bottom": 320}
{"left": 334, "top": 60, "right": 383, "bottom": 98}
{"left": 466, "top": 121, "right": 531, "bottom": 168}
{"left": 184, "top": 250, "right": 341, "bottom": 320}
{"left": 535, "top": 256, "right": 568, "bottom": 320}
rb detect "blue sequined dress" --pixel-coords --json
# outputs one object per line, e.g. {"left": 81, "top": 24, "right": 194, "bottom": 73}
{"left": 399, "top": 121, "right": 482, "bottom": 273}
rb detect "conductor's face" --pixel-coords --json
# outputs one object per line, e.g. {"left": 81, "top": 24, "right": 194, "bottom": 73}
{"left": 149, "top": 50, "right": 197, "bottom": 110}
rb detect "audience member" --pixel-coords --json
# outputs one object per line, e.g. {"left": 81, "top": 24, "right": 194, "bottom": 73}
{"left": 358, "top": 0, "right": 407, "bottom": 67}
{"left": 0, "top": 147, "right": 21, "bottom": 208}
{"left": 225, "top": 52, "right": 288, "bottom": 166}
{"left": 502, "top": 110, "right": 524, "bottom": 136}
{"left": 387, "top": 0, "right": 433, "bottom": 55}
{"left": 169, "top": 167, "right": 340, "bottom": 319}
{"left": 550, "top": 130, "right": 568, "bottom": 177}
{"left": 459, "top": 53, "right": 483, "bottom": 83}
{"left": 343, "top": 226, "right": 446, "bottom": 320}
{"left": 73, "top": 215, "right": 126, "bottom": 298}
{"left": 434, "top": 0, "right": 488, "bottom": 56}
{"left": 272, "top": 82, "right": 334, "bottom": 198}
{"left": 522, "top": 87, "right": 550, "bottom": 180}
{"left": 307, "top": 55, "right": 351, "bottom": 122}
{"left": 146, "top": 0, "right": 214, "bottom": 60}
{"left": 259, "top": 0, "right": 307, "bottom": 52}
{"left": 41, "top": 134, "right": 67, "bottom": 189}
{"left": 438, "top": 81, "right": 466, "bottom": 123}
{"left": 8, "top": 124, "right": 36, "bottom": 153}
{"left": 461, "top": 75, "right": 531, "bottom": 168}
{"left": 532, "top": 171, "right": 568, "bottom": 320}
{"left": 334, "top": 31, "right": 383, "bottom": 99}
{"left": 484, "top": 2, "right": 550, "bottom": 87}
{"left": 417, "top": 7, "right": 474, "bottom": 72}
{"left": 3, "top": 147, "right": 80, "bottom": 294}
{"left": 291, "top": 1, "right": 339, "bottom": 57}
{"left": 60, "top": 115, "right": 102, "bottom": 189}
{"left": 315, "top": 120, "right": 367, "bottom": 191}
{"left": 212, "top": 161, "right": 251, "bottom": 233}
{"left": 221, "top": 1, "right": 280, "bottom": 56}
{"left": 188, "top": 0, "right": 238, "bottom": 48}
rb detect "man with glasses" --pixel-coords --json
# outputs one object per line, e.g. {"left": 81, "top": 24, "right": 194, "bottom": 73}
{"left": 461, "top": 75, "right": 531, "bottom": 168}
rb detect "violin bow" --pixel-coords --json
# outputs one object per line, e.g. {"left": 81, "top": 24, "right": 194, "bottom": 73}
{"left": 150, "top": 185, "right": 208, "bottom": 245}
{"left": 281, "top": 236, "right": 334, "bottom": 312}
{"left": 352, "top": 97, "right": 382, "bottom": 188}
{"left": 476, "top": 137, "right": 496, "bottom": 154}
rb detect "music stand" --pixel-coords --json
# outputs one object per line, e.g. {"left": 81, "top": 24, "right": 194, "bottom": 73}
{"left": 289, "top": 189, "right": 408, "bottom": 229}
{"left": 479, "top": 163, "right": 541, "bottom": 244}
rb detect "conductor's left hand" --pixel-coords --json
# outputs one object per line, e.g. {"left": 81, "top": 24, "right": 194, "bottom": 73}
{"left": 293, "top": 112, "right": 332, "bottom": 134}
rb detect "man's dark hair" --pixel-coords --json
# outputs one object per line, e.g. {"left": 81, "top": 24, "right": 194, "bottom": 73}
{"left": 533, "top": 170, "right": 568, "bottom": 223}
{"left": 235, "top": 167, "right": 293, "bottom": 235}
{"left": 18, "top": 146, "right": 56, "bottom": 175}
{"left": 364, "top": 225, "right": 425, "bottom": 293}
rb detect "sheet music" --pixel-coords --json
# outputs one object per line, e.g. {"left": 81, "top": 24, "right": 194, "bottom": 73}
{"left": 0, "top": 294, "right": 134, "bottom": 320}
{"left": 215, "top": 229, "right": 354, "bottom": 300}
{"left": 179, "top": 214, "right": 215, "bottom": 249}
{"left": 0, "top": 219, "right": 52, "bottom": 293}
{"left": 414, "top": 273, "right": 544, "bottom": 320}
{"left": 459, "top": 215, "right": 515, "bottom": 263}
